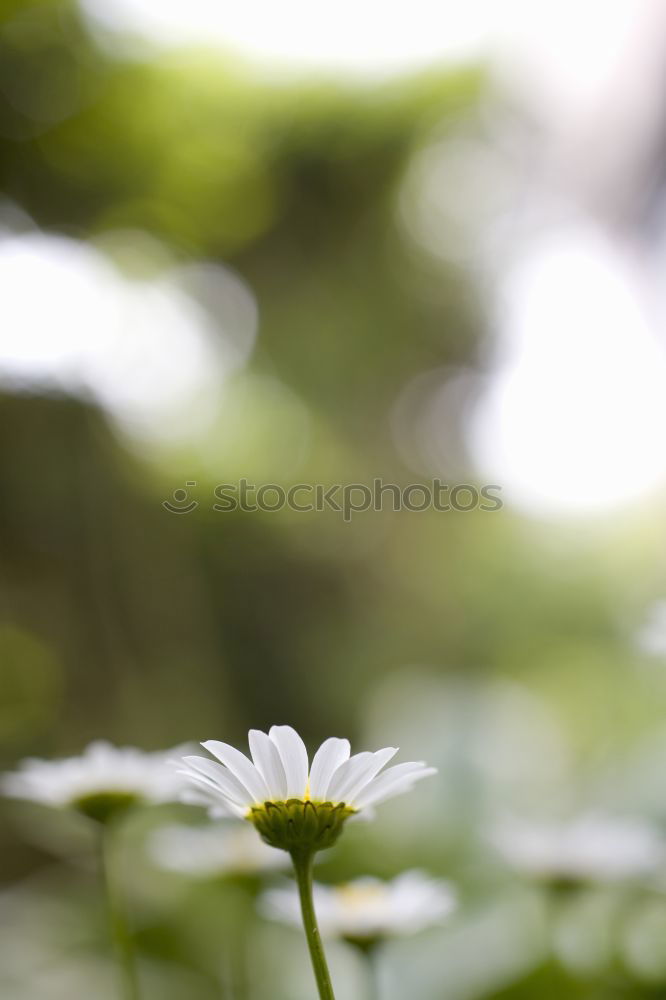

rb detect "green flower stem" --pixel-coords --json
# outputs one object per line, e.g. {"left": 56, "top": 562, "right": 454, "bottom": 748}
{"left": 290, "top": 850, "right": 336, "bottom": 1000}
{"left": 227, "top": 924, "right": 249, "bottom": 1000}
{"left": 345, "top": 939, "right": 382, "bottom": 1000}
{"left": 222, "top": 879, "right": 255, "bottom": 1000}
{"left": 362, "top": 948, "right": 381, "bottom": 1000}
{"left": 98, "top": 824, "right": 140, "bottom": 1000}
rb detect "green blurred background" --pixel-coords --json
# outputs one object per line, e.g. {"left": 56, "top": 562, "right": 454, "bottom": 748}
{"left": 5, "top": 0, "right": 666, "bottom": 997}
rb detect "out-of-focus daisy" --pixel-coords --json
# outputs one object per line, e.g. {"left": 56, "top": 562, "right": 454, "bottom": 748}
{"left": 3, "top": 740, "right": 184, "bottom": 823}
{"left": 491, "top": 815, "right": 663, "bottom": 886}
{"left": 3, "top": 740, "right": 189, "bottom": 995}
{"left": 636, "top": 600, "right": 666, "bottom": 657}
{"left": 149, "top": 822, "right": 289, "bottom": 878}
{"left": 262, "top": 871, "right": 456, "bottom": 946}
{"left": 178, "top": 725, "right": 436, "bottom": 852}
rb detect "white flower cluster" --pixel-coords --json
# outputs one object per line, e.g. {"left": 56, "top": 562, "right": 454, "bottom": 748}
{"left": 2, "top": 740, "right": 184, "bottom": 809}
{"left": 150, "top": 822, "right": 288, "bottom": 877}
{"left": 491, "top": 814, "right": 663, "bottom": 883}
{"left": 263, "top": 870, "right": 456, "bottom": 941}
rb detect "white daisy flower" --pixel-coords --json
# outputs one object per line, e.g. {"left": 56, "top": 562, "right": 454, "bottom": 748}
{"left": 262, "top": 871, "right": 456, "bottom": 943}
{"left": 178, "top": 725, "right": 436, "bottom": 852}
{"left": 491, "top": 814, "right": 663, "bottom": 884}
{"left": 636, "top": 600, "right": 666, "bottom": 657}
{"left": 149, "top": 822, "right": 289, "bottom": 877}
{"left": 3, "top": 740, "right": 185, "bottom": 823}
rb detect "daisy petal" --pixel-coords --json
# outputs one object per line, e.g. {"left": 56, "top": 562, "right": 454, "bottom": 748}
{"left": 327, "top": 747, "right": 398, "bottom": 805}
{"left": 176, "top": 769, "right": 234, "bottom": 806}
{"left": 180, "top": 784, "right": 245, "bottom": 818}
{"left": 202, "top": 741, "right": 270, "bottom": 804}
{"left": 249, "top": 729, "right": 288, "bottom": 800}
{"left": 269, "top": 726, "right": 309, "bottom": 798}
{"left": 309, "top": 737, "right": 351, "bottom": 800}
{"left": 181, "top": 756, "right": 250, "bottom": 806}
{"left": 177, "top": 767, "right": 248, "bottom": 814}
{"left": 354, "top": 763, "right": 437, "bottom": 809}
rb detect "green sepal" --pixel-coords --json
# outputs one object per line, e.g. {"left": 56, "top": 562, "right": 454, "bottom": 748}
{"left": 70, "top": 791, "right": 140, "bottom": 824}
{"left": 248, "top": 799, "right": 356, "bottom": 853}
{"left": 343, "top": 934, "right": 382, "bottom": 955}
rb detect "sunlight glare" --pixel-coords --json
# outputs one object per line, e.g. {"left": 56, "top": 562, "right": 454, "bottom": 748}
{"left": 0, "top": 231, "right": 256, "bottom": 444}
{"left": 469, "top": 227, "right": 666, "bottom": 515}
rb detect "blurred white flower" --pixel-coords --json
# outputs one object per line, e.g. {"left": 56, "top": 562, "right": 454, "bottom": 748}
{"left": 3, "top": 741, "right": 184, "bottom": 821}
{"left": 149, "top": 822, "right": 289, "bottom": 877}
{"left": 178, "top": 725, "right": 436, "bottom": 852}
{"left": 491, "top": 815, "right": 663, "bottom": 883}
{"left": 262, "top": 871, "right": 456, "bottom": 942}
{"left": 635, "top": 600, "right": 666, "bottom": 656}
